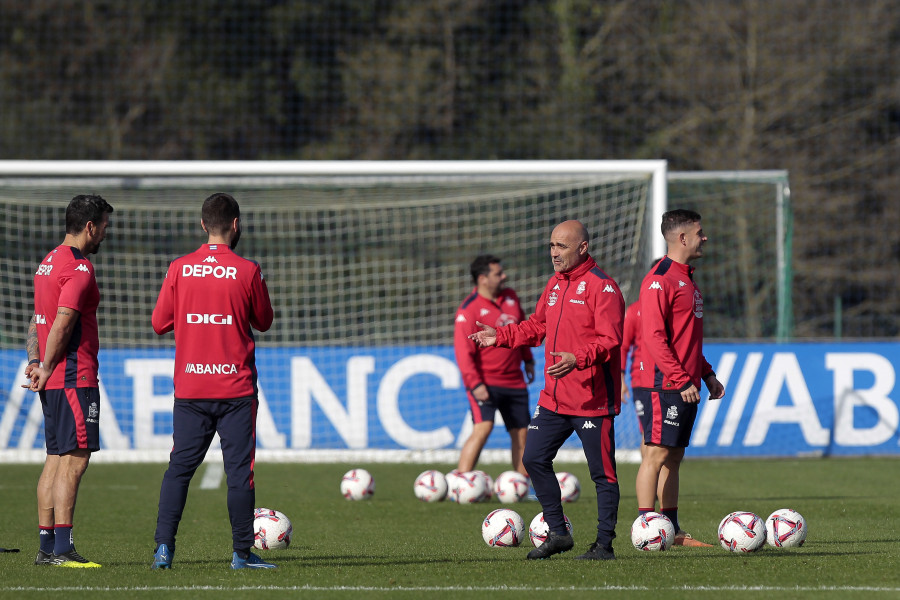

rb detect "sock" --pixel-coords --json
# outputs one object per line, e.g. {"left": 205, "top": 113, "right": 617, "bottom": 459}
{"left": 661, "top": 507, "right": 680, "bottom": 532}
{"left": 39, "top": 526, "right": 55, "bottom": 554}
{"left": 638, "top": 507, "right": 654, "bottom": 516}
{"left": 53, "top": 524, "right": 73, "bottom": 555}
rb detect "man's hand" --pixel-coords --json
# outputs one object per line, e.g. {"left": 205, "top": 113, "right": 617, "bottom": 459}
{"left": 680, "top": 384, "right": 701, "bottom": 404}
{"left": 471, "top": 383, "right": 491, "bottom": 406}
{"left": 546, "top": 351, "right": 576, "bottom": 379}
{"left": 704, "top": 374, "right": 725, "bottom": 400}
{"left": 524, "top": 361, "right": 535, "bottom": 384}
{"left": 22, "top": 365, "right": 51, "bottom": 392}
{"left": 621, "top": 373, "right": 631, "bottom": 403}
{"left": 469, "top": 321, "right": 497, "bottom": 347}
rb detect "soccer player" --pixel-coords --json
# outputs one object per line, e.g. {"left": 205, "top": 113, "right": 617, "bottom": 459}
{"left": 453, "top": 255, "right": 534, "bottom": 477}
{"left": 150, "top": 193, "right": 275, "bottom": 570}
{"left": 470, "top": 220, "right": 624, "bottom": 561}
{"left": 633, "top": 209, "right": 725, "bottom": 547}
{"left": 25, "top": 194, "right": 114, "bottom": 568}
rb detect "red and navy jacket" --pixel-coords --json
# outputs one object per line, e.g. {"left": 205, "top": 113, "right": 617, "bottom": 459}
{"left": 494, "top": 256, "right": 624, "bottom": 417}
{"left": 633, "top": 256, "right": 714, "bottom": 392}
{"left": 454, "top": 287, "right": 533, "bottom": 392}
{"left": 33, "top": 245, "right": 101, "bottom": 389}
{"left": 621, "top": 300, "right": 643, "bottom": 383}
{"left": 152, "top": 244, "right": 273, "bottom": 401}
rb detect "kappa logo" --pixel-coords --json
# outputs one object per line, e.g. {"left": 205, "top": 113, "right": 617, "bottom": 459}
{"left": 679, "top": 280, "right": 686, "bottom": 287}
{"left": 202, "top": 256, "right": 218, "bottom": 263}
{"left": 75, "top": 264, "right": 90, "bottom": 273}
{"left": 455, "top": 313, "right": 467, "bottom": 323}
{"left": 581, "top": 421, "right": 596, "bottom": 430}
{"left": 553, "top": 284, "right": 560, "bottom": 290}
{"left": 648, "top": 281, "right": 662, "bottom": 290}
{"left": 603, "top": 284, "right": 616, "bottom": 293}
{"left": 46, "top": 255, "right": 53, "bottom": 262}
{"left": 480, "top": 308, "right": 490, "bottom": 317}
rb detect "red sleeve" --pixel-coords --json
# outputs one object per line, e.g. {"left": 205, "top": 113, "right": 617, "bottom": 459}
{"left": 152, "top": 265, "right": 175, "bottom": 335}
{"left": 453, "top": 306, "right": 483, "bottom": 391}
{"left": 573, "top": 286, "right": 624, "bottom": 369}
{"left": 495, "top": 291, "right": 547, "bottom": 349}
{"left": 57, "top": 269, "right": 92, "bottom": 312}
{"left": 249, "top": 265, "right": 274, "bottom": 332}
{"left": 640, "top": 280, "right": 691, "bottom": 388}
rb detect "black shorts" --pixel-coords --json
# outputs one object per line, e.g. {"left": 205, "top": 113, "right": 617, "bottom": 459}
{"left": 633, "top": 388, "right": 698, "bottom": 448}
{"left": 467, "top": 386, "right": 530, "bottom": 430}
{"left": 40, "top": 388, "right": 101, "bottom": 454}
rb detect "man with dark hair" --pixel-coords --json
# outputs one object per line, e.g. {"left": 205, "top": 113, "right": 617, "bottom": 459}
{"left": 150, "top": 192, "right": 275, "bottom": 569}
{"left": 453, "top": 255, "right": 534, "bottom": 477}
{"left": 633, "top": 209, "right": 725, "bottom": 547}
{"left": 25, "top": 194, "right": 114, "bottom": 567}
{"left": 470, "top": 220, "right": 624, "bottom": 561}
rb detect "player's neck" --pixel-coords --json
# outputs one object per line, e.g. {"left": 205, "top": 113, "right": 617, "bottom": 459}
{"left": 477, "top": 287, "right": 500, "bottom": 302}
{"left": 62, "top": 233, "right": 91, "bottom": 256}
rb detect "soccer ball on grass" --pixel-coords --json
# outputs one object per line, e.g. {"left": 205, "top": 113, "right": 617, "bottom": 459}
{"left": 413, "top": 470, "right": 448, "bottom": 502}
{"left": 482, "top": 508, "right": 526, "bottom": 547}
{"left": 718, "top": 511, "right": 766, "bottom": 552}
{"left": 556, "top": 471, "right": 581, "bottom": 503}
{"left": 493, "top": 471, "right": 529, "bottom": 503}
{"left": 630, "top": 512, "right": 675, "bottom": 551}
{"left": 766, "top": 508, "right": 807, "bottom": 548}
{"left": 528, "top": 511, "right": 573, "bottom": 548}
{"left": 341, "top": 468, "right": 375, "bottom": 500}
{"left": 253, "top": 508, "right": 292, "bottom": 550}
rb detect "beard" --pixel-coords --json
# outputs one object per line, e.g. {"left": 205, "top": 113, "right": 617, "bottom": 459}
{"left": 230, "top": 228, "right": 241, "bottom": 249}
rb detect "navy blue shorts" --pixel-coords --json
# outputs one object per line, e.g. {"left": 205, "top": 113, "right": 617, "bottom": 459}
{"left": 40, "top": 388, "right": 101, "bottom": 454}
{"left": 468, "top": 386, "right": 530, "bottom": 430}
{"left": 634, "top": 388, "right": 698, "bottom": 448}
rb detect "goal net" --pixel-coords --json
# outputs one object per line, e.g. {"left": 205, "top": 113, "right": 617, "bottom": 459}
{"left": 0, "top": 161, "right": 664, "bottom": 463}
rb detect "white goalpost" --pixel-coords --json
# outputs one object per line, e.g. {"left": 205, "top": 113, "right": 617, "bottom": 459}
{"left": 0, "top": 160, "right": 667, "bottom": 464}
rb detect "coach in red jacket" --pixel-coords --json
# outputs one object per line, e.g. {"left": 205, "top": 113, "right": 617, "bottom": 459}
{"left": 150, "top": 193, "right": 276, "bottom": 570}
{"left": 470, "top": 220, "right": 624, "bottom": 561}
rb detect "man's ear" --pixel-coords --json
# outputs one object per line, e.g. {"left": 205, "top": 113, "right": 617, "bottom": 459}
{"left": 200, "top": 219, "right": 208, "bottom": 234}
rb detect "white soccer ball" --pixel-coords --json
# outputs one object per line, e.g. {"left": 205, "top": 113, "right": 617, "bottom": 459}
{"left": 253, "top": 508, "right": 293, "bottom": 550}
{"left": 472, "top": 470, "right": 494, "bottom": 501}
{"left": 528, "top": 511, "right": 573, "bottom": 548}
{"left": 482, "top": 508, "right": 526, "bottom": 547}
{"left": 453, "top": 471, "right": 488, "bottom": 504}
{"left": 766, "top": 508, "right": 807, "bottom": 548}
{"left": 413, "top": 470, "right": 448, "bottom": 502}
{"left": 630, "top": 512, "right": 675, "bottom": 551}
{"left": 493, "top": 471, "right": 529, "bottom": 504}
{"left": 340, "top": 468, "right": 375, "bottom": 500}
{"left": 556, "top": 471, "right": 581, "bottom": 503}
{"left": 445, "top": 470, "right": 463, "bottom": 502}
{"left": 718, "top": 511, "right": 766, "bottom": 552}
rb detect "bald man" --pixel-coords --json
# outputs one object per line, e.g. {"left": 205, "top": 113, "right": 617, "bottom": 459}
{"left": 470, "top": 220, "right": 624, "bottom": 561}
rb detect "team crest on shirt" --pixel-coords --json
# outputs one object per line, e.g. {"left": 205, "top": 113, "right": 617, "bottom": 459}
{"left": 576, "top": 281, "right": 586, "bottom": 295}
{"left": 497, "top": 313, "right": 517, "bottom": 327}
{"left": 693, "top": 289, "right": 704, "bottom": 318}
{"left": 547, "top": 291, "right": 558, "bottom": 306}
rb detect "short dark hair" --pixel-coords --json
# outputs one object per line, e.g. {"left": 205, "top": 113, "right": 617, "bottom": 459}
{"left": 65, "top": 194, "right": 113, "bottom": 234}
{"left": 201, "top": 192, "right": 240, "bottom": 235}
{"left": 470, "top": 254, "right": 501, "bottom": 285}
{"left": 661, "top": 209, "right": 702, "bottom": 238}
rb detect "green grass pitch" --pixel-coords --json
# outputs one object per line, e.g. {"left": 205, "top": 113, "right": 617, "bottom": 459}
{"left": 1, "top": 457, "right": 899, "bottom": 599}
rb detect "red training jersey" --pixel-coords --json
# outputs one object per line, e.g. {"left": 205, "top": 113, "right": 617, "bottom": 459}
{"left": 621, "top": 300, "right": 643, "bottom": 383}
{"left": 494, "top": 256, "right": 624, "bottom": 417}
{"left": 33, "top": 245, "right": 101, "bottom": 389}
{"left": 454, "top": 287, "right": 533, "bottom": 391}
{"left": 633, "top": 256, "right": 714, "bottom": 391}
{"left": 152, "top": 243, "right": 274, "bottom": 401}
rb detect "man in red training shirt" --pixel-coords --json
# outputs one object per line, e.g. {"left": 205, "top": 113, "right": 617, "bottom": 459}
{"left": 151, "top": 193, "right": 275, "bottom": 570}
{"left": 470, "top": 220, "right": 624, "bottom": 561}
{"left": 633, "top": 209, "right": 725, "bottom": 547}
{"left": 454, "top": 255, "right": 534, "bottom": 477}
{"left": 26, "top": 194, "right": 114, "bottom": 568}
